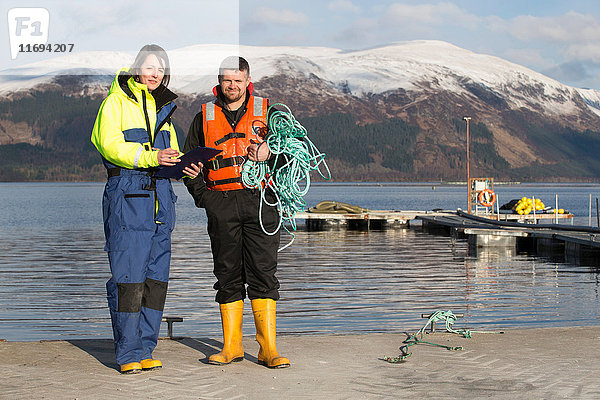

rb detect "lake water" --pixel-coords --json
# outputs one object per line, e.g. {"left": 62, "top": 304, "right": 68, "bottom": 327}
{"left": 1, "top": 182, "right": 600, "bottom": 341}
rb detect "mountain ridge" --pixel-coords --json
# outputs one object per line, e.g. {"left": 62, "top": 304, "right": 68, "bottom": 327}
{"left": 1, "top": 40, "right": 600, "bottom": 181}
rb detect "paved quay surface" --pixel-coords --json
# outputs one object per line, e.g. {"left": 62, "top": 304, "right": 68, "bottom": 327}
{"left": 2, "top": 326, "right": 600, "bottom": 399}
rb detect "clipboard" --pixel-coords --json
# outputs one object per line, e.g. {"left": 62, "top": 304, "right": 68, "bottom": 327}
{"left": 154, "top": 146, "right": 222, "bottom": 179}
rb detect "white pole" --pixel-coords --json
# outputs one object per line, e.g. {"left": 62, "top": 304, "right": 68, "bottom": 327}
{"left": 589, "top": 193, "right": 592, "bottom": 226}
{"left": 555, "top": 194, "right": 558, "bottom": 224}
{"left": 532, "top": 195, "right": 536, "bottom": 223}
{"left": 496, "top": 194, "right": 500, "bottom": 221}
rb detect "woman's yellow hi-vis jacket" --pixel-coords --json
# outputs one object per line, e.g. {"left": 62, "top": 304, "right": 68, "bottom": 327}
{"left": 91, "top": 69, "right": 179, "bottom": 170}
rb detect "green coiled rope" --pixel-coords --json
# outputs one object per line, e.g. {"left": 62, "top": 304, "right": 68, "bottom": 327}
{"left": 383, "top": 310, "right": 503, "bottom": 363}
{"left": 241, "top": 103, "right": 331, "bottom": 251}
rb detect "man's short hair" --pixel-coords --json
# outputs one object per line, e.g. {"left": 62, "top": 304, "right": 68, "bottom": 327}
{"left": 218, "top": 56, "right": 250, "bottom": 80}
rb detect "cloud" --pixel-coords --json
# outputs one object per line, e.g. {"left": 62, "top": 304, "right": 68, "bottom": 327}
{"left": 331, "top": 2, "right": 482, "bottom": 46}
{"left": 496, "top": 11, "right": 600, "bottom": 63}
{"left": 564, "top": 43, "right": 600, "bottom": 64}
{"left": 503, "top": 48, "right": 554, "bottom": 70}
{"left": 253, "top": 6, "right": 309, "bottom": 27}
{"left": 542, "top": 60, "right": 596, "bottom": 86}
{"left": 60, "top": 3, "right": 137, "bottom": 36}
{"left": 332, "top": 17, "right": 380, "bottom": 45}
{"left": 506, "top": 11, "right": 600, "bottom": 43}
{"left": 384, "top": 2, "right": 480, "bottom": 28}
{"left": 48, "top": 0, "right": 239, "bottom": 51}
{"left": 328, "top": 0, "right": 360, "bottom": 14}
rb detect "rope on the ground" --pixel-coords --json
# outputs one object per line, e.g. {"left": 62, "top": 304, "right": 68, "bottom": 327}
{"left": 383, "top": 310, "right": 503, "bottom": 363}
{"left": 241, "top": 103, "right": 331, "bottom": 251}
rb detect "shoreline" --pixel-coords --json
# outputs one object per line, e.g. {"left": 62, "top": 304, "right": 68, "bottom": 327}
{"left": 3, "top": 180, "right": 600, "bottom": 186}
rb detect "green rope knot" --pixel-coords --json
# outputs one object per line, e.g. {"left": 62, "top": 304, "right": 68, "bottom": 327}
{"left": 384, "top": 310, "right": 500, "bottom": 363}
{"left": 383, "top": 353, "right": 411, "bottom": 363}
{"left": 458, "top": 330, "right": 472, "bottom": 338}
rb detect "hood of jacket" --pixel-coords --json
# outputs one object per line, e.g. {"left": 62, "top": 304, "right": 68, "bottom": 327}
{"left": 109, "top": 68, "right": 177, "bottom": 110}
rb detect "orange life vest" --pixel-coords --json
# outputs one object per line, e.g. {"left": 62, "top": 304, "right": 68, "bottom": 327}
{"left": 202, "top": 95, "right": 268, "bottom": 191}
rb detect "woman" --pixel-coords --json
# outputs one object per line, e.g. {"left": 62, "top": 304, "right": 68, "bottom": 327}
{"left": 91, "top": 44, "right": 200, "bottom": 374}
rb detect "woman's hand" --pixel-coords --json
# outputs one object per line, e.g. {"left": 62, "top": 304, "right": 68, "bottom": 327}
{"left": 183, "top": 162, "right": 202, "bottom": 179}
{"left": 157, "top": 148, "right": 181, "bottom": 166}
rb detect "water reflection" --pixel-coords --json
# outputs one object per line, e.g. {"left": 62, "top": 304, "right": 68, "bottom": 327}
{"left": 1, "top": 224, "right": 600, "bottom": 341}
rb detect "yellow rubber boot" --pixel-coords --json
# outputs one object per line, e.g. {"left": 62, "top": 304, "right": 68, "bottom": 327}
{"left": 208, "top": 300, "right": 244, "bottom": 365}
{"left": 120, "top": 362, "right": 142, "bottom": 374}
{"left": 251, "top": 299, "right": 290, "bottom": 368}
{"left": 140, "top": 358, "right": 162, "bottom": 370}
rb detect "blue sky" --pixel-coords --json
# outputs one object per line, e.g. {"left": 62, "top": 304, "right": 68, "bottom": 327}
{"left": 2, "top": 1, "right": 600, "bottom": 89}
{"left": 239, "top": 0, "right": 600, "bottom": 89}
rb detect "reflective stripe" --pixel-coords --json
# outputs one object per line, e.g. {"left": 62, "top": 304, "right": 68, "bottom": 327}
{"left": 254, "top": 96, "right": 263, "bottom": 116}
{"left": 206, "top": 102, "right": 215, "bottom": 121}
{"left": 133, "top": 146, "right": 143, "bottom": 168}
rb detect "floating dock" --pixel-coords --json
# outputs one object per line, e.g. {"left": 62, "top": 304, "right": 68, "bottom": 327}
{"left": 296, "top": 210, "right": 449, "bottom": 230}
{"left": 419, "top": 211, "right": 600, "bottom": 265}
{"left": 296, "top": 209, "right": 573, "bottom": 230}
{"left": 296, "top": 208, "right": 600, "bottom": 265}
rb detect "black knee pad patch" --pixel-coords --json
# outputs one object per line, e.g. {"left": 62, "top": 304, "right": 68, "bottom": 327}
{"left": 142, "top": 278, "right": 168, "bottom": 311}
{"left": 117, "top": 282, "right": 144, "bottom": 313}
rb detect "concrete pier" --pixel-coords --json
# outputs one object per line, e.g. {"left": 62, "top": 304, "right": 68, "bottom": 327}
{"left": 2, "top": 326, "right": 600, "bottom": 399}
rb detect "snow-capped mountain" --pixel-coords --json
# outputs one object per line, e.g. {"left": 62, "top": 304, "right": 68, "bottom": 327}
{"left": 1, "top": 40, "right": 600, "bottom": 180}
{"left": 2, "top": 41, "right": 599, "bottom": 117}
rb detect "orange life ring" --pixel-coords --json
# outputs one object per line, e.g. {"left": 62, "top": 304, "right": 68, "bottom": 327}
{"left": 478, "top": 189, "right": 496, "bottom": 207}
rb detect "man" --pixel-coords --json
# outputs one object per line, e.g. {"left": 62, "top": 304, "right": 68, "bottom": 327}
{"left": 183, "top": 56, "right": 290, "bottom": 369}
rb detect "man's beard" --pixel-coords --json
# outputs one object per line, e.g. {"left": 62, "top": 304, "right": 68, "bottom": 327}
{"left": 225, "top": 89, "right": 244, "bottom": 103}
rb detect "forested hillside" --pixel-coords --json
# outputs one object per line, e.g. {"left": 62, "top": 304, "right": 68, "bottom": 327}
{"left": 2, "top": 90, "right": 600, "bottom": 182}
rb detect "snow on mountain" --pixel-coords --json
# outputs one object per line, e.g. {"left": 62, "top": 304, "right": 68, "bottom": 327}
{"left": 170, "top": 41, "right": 594, "bottom": 118}
{"left": 0, "top": 50, "right": 132, "bottom": 95}
{"left": 1, "top": 40, "right": 599, "bottom": 120}
{"left": 577, "top": 88, "right": 600, "bottom": 118}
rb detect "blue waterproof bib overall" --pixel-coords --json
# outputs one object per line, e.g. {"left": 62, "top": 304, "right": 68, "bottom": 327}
{"left": 102, "top": 103, "right": 177, "bottom": 365}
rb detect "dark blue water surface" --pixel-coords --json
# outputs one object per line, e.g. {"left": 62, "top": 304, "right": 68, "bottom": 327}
{"left": 0, "top": 182, "right": 599, "bottom": 341}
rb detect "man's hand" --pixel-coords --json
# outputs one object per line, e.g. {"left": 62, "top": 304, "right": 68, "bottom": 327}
{"left": 183, "top": 162, "right": 202, "bottom": 179}
{"left": 247, "top": 140, "right": 271, "bottom": 161}
{"left": 157, "top": 148, "right": 181, "bottom": 166}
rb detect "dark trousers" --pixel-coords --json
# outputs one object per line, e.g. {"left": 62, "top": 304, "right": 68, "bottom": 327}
{"left": 204, "top": 188, "right": 280, "bottom": 304}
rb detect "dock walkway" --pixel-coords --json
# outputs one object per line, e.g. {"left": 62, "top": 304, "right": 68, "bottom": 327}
{"left": 296, "top": 210, "right": 450, "bottom": 230}
{"left": 296, "top": 208, "right": 599, "bottom": 264}
{"left": 418, "top": 210, "right": 600, "bottom": 264}
{"left": 2, "top": 326, "right": 600, "bottom": 399}
{"left": 296, "top": 209, "right": 572, "bottom": 230}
